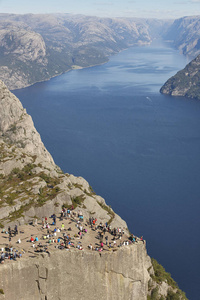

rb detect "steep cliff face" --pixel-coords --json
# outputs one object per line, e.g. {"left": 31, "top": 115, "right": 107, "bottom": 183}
{"left": 0, "top": 79, "right": 127, "bottom": 229}
{"left": 0, "top": 244, "right": 151, "bottom": 300}
{"left": 164, "top": 16, "right": 200, "bottom": 58}
{"left": 0, "top": 19, "right": 48, "bottom": 90}
{"left": 0, "top": 80, "right": 53, "bottom": 164}
{"left": 160, "top": 54, "right": 200, "bottom": 100}
{"left": 0, "top": 81, "right": 188, "bottom": 299}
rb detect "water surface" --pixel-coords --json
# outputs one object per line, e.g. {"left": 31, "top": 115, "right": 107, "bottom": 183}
{"left": 14, "top": 40, "right": 200, "bottom": 299}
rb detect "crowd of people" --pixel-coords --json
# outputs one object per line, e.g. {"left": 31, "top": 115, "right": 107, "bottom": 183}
{"left": 0, "top": 207, "right": 145, "bottom": 264}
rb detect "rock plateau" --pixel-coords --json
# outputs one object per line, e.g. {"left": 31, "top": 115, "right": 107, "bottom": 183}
{"left": 0, "top": 81, "right": 188, "bottom": 299}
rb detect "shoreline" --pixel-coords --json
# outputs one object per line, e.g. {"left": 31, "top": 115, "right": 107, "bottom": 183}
{"left": 12, "top": 41, "right": 151, "bottom": 92}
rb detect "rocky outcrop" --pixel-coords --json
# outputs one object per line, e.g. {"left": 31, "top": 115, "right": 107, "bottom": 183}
{"left": 0, "top": 19, "right": 48, "bottom": 90}
{"left": 0, "top": 81, "right": 188, "bottom": 299}
{"left": 0, "top": 14, "right": 171, "bottom": 90}
{"left": 164, "top": 16, "right": 200, "bottom": 58}
{"left": 0, "top": 80, "right": 53, "bottom": 163}
{"left": 160, "top": 54, "right": 200, "bottom": 100}
{"left": 0, "top": 244, "right": 151, "bottom": 300}
{"left": 0, "top": 79, "right": 127, "bottom": 230}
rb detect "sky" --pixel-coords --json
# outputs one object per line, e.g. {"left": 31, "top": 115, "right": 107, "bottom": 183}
{"left": 0, "top": 0, "right": 200, "bottom": 19}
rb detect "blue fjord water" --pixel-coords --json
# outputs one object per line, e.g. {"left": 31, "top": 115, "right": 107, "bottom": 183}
{"left": 14, "top": 40, "right": 200, "bottom": 299}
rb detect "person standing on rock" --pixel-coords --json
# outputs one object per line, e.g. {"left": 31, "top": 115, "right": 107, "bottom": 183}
{"left": 53, "top": 214, "right": 56, "bottom": 225}
{"left": 8, "top": 226, "right": 11, "bottom": 235}
{"left": 105, "top": 236, "right": 108, "bottom": 246}
{"left": 8, "top": 226, "right": 12, "bottom": 242}
{"left": 14, "top": 225, "right": 18, "bottom": 235}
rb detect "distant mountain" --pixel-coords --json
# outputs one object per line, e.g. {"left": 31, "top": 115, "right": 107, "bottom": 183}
{"left": 0, "top": 14, "right": 170, "bottom": 90}
{"left": 160, "top": 16, "right": 200, "bottom": 100}
{"left": 160, "top": 54, "right": 200, "bottom": 100}
{"left": 1, "top": 13, "right": 200, "bottom": 91}
{"left": 164, "top": 16, "right": 200, "bottom": 58}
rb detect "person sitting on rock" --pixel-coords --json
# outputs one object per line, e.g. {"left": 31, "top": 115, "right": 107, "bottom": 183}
{"left": 1, "top": 252, "right": 5, "bottom": 263}
{"left": 77, "top": 244, "right": 83, "bottom": 250}
{"left": 88, "top": 244, "right": 93, "bottom": 250}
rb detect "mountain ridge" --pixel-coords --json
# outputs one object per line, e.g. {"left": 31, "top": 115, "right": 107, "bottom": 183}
{"left": 0, "top": 14, "right": 200, "bottom": 91}
{"left": 160, "top": 54, "right": 200, "bottom": 99}
{"left": 0, "top": 13, "right": 171, "bottom": 90}
{"left": 163, "top": 15, "right": 200, "bottom": 58}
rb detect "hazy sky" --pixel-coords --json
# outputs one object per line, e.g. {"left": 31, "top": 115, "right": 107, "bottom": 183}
{"left": 0, "top": 0, "right": 200, "bottom": 19}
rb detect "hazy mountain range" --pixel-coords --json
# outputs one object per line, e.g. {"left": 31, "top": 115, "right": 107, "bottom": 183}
{"left": 160, "top": 16, "right": 200, "bottom": 100}
{"left": 0, "top": 13, "right": 199, "bottom": 94}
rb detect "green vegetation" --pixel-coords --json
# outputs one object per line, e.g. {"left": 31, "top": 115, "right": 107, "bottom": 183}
{"left": 73, "top": 183, "right": 83, "bottom": 189}
{"left": 39, "top": 172, "right": 60, "bottom": 186}
{"left": 147, "top": 287, "right": 159, "bottom": 300}
{"left": 148, "top": 288, "right": 187, "bottom": 300}
{"left": 97, "top": 201, "right": 115, "bottom": 225}
{"left": 161, "top": 55, "right": 200, "bottom": 100}
{"left": 72, "top": 183, "right": 96, "bottom": 198}
{"left": 151, "top": 258, "right": 178, "bottom": 289}
{"left": 0, "top": 289, "right": 4, "bottom": 294}
{"left": 148, "top": 259, "right": 188, "bottom": 300}
{"left": 89, "top": 185, "right": 96, "bottom": 195}
{"left": 166, "top": 290, "right": 185, "bottom": 300}
{"left": 72, "top": 195, "right": 85, "bottom": 208}
{"left": 0, "top": 159, "right": 62, "bottom": 222}
{"left": 8, "top": 202, "right": 33, "bottom": 222}
{"left": 62, "top": 195, "right": 86, "bottom": 210}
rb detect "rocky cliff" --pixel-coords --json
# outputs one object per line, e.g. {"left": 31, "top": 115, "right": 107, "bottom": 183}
{"left": 164, "top": 16, "right": 200, "bottom": 58}
{"left": 0, "top": 79, "right": 127, "bottom": 228}
{"left": 160, "top": 54, "right": 200, "bottom": 100}
{"left": 0, "top": 244, "right": 151, "bottom": 300}
{"left": 0, "top": 14, "right": 170, "bottom": 90}
{"left": 0, "top": 81, "right": 187, "bottom": 299}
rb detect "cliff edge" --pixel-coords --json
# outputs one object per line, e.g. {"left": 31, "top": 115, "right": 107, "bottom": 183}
{"left": 160, "top": 54, "right": 200, "bottom": 100}
{"left": 0, "top": 81, "right": 187, "bottom": 299}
